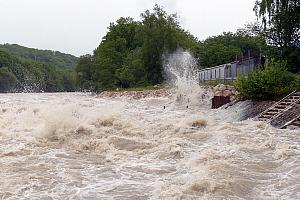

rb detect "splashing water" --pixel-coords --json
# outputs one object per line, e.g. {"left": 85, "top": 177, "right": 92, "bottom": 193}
{"left": 0, "top": 92, "right": 300, "bottom": 199}
{"left": 163, "top": 49, "right": 212, "bottom": 107}
{"left": 1, "top": 52, "right": 300, "bottom": 200}
{"left": 1, "top": 91, "right": 300, "bottom": 200}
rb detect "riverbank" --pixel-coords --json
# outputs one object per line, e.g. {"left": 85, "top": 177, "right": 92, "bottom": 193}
{"left": 98, "top": 88, "right": 172, "bottom": 100}
{"left": 97, "top": 85, "right": 283, "bottom": 124}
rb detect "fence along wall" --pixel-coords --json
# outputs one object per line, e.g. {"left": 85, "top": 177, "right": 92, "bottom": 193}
{"left": 197, "top": 58, "right": 258, "bottom": 82}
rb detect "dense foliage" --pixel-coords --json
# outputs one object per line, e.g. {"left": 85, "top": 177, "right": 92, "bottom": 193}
{"left": 234, "top": 0, "right": 300, "bottom": 100}
{"left": 1, "top": 3, "right": 298, "bottom": 97}
{"left": 0, "top": 49, "right": 76, "bottom": 92}
{"left": 76, "top": 5, "right": 265, "bottom": 91}
{"left": 254, "top": 0, "right": 299, "bottom": 47}
{"left": 76, "top": 6, "right": 200, "bottom": 90}
{"left": 254, "top": 0, "right": 300, "bottom": 72}
{"left": 75, "top": 54, "right": 93, "bottom": 90}
{"left": 196, "top": 31, "right": 266, "bottom": 67}
{"left": 235, "top": 61, "right": 299, "bottom": 100}
{"left": 0, "top": 44, "right": 78, "bottom": 69}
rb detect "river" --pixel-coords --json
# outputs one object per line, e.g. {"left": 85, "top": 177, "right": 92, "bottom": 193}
{"left": 0, "top": 92, "right": 299, "bottom": 199}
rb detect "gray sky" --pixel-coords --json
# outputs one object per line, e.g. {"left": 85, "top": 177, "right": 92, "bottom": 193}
{"left": 0, "top": 0, "right": 257, "bottom": 56}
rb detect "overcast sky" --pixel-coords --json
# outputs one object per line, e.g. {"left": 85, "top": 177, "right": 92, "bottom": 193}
{"left": 0, "top": 0, "right": 257, "bottom": 56}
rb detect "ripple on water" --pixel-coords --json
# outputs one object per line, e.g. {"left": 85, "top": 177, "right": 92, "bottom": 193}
{"left": 0, "top": 92, "right": 299, "bottom": 199}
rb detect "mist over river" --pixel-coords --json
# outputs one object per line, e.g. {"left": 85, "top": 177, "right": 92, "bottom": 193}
{"left": 0, "top": 91, "right": 299, "bottom": 199}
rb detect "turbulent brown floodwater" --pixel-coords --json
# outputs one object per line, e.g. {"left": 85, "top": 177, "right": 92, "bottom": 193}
{"left": 0, "top": 92, "right": 299, "bottom": 200}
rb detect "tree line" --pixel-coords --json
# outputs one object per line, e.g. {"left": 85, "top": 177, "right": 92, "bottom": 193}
{"left": 75, "top": 5, "right": 264, "bottom": 91}
{"left": 76, "top": 2, "right": 299, "bottom": 91}
{"left": 76, "top": 5, "right": 200, "bottom": 91}
{"left": 0, "top": 44, "right": 78, "bottom": 69}
{"left": 235, "top": 0, "right": 300, "bottom": 100}
{"left": 1, "top": 1, "right": 298, "bottom": 94}
{"left": 0, "top": 49, "right": 76, "bottom": 92}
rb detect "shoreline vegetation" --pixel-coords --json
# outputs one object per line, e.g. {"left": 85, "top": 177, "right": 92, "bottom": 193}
{"left": 0, "top": 1, "right": 299, "bottom": 101}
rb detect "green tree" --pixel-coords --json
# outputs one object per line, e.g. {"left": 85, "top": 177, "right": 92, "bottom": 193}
{"left": 123, "top": 47, "right": 147, "bottom": 86}
{"left": 235, "top": 60, "right": 299, "bottom": 100}
{"left": 0, "top": 50, "right": 19, "bottom": 67}
{"left": 196, "top": 32, "right": 265, "bottom": 68}
{"left": 0, "top": 67, "right": 17, "bottom": 92}
{"left": 254, "top": 0, "right": 300, "bottom": 71}
{"left": 0, "top": 47, "right": 77, "bottom": 93}
{"left": 140, "top": 4, "right": 181, "bottom": 84}
{"left": 61, "top": 69, "right": 76, "bottom": 92}
{"left": 0, "top": 44, "right": 78, "bottom": 68}
{"left": 92, "top": 17, "right": 141, "bottom": 90}
{"left": 115, "top": 65, "right": 135, "bottom": 88}
{"left": 254, "top": 0, "right": 299, "bottom": 47}
{"left": 76, "top": 54, "right": 93, "bottom": 90}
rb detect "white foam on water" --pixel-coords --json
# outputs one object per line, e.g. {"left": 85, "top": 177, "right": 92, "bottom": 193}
{"left": 0, "top": 51, "right": 300, "bottom": 199}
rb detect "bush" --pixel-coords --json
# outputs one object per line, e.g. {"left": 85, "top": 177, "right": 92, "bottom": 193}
{"left": 235, "top": 60, "right": 299, "bottom": 100}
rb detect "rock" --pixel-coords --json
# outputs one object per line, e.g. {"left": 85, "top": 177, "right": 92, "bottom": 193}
{"left": 223, "top": 90, "right": 232, "bottom": 97}
{"left": 213, "top": 85, "right": 219, "bottom": 92}
{"left": 230, "top": 96, "right": 236, "bottom": 101}
{"left": 227, "top": 86, "right": 234, "bottom": 91}
{"left": 214, "top": 91, "right": 223, "bottom": 96}
{"left": 218, "top": 84, "right": 226, "bottom": 91}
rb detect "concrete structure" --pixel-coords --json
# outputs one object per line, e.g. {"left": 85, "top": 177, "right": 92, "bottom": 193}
{"left": 256, "top": 90, "right": 300, "bottom": 129}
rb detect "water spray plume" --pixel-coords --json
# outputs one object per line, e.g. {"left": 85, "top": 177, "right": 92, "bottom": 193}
{"left": 163, "top": 49, "right": 212, "bottom": 106}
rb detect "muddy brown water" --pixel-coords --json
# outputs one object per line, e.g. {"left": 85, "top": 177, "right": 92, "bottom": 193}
{"left": 0, "top": 93, "right": 299, "bottom": 199}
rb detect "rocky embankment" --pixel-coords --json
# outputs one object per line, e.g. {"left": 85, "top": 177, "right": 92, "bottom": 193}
{"left": 212, "top": 84, "right": 240, "bottom": 101}
{"left": 211, "top": 84, "right": 276, "bottom": 120}
{"left": 98, "top": 89, "right": 171, "bottom": 100}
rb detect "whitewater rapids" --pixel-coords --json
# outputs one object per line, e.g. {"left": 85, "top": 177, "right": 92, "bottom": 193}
{"left": 0, "top": 92, "right": 299, "bottom": 199}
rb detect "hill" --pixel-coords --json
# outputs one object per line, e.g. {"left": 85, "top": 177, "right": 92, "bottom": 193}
{"left": 0, "top": 49, "right": 77, "bottom": 92}
{"left": 0, "top": 44, "right": 78, "bottom": 68}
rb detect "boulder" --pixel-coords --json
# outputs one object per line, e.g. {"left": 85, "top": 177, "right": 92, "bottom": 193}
{"left": 213, "top": 85, "right": 219, "bottom": 92}
{"left": 218, "top": 84, "right": 226, "bottom": 91}
{"left": 223, "top": 90, "right": 232, "bottom": 97}
{"left": 214, "top": 91, "right": 223, "bottom": 96}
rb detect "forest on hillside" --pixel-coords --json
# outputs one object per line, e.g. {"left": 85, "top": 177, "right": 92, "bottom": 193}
{"left": 0, "top": 44, "right": 78, "bottom": 68}
{"left": 0, "top": 47, "right": 77, "bottom": 92}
